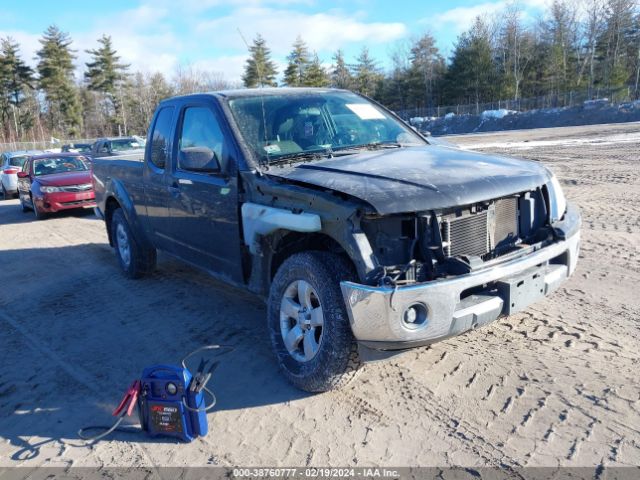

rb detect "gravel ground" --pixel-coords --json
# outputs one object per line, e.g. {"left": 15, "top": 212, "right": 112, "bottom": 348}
{"left": 1, "top": 122, "right": 639, "bottom": 469}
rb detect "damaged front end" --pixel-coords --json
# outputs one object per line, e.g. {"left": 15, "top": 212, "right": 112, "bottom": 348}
{"left": 340, "top": 184, "right": 581, "bottom": 356}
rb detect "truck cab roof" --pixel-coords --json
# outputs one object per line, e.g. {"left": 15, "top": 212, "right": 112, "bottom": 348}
{"left": 162, "top": 87, "right": 350, "bottom": 104}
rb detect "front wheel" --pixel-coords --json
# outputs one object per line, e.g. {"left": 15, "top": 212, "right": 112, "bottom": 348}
{"left": 111, "top": 208, "right": 157, "bottom": 279}
{"left": 268, "top": 251, "right": 361, "bottom": 392}
{"left": 32, "top": 198, "right": 47, "bottom": 220}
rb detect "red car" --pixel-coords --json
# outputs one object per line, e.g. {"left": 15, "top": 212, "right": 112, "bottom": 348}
{"left": 17, "top": 152, "right": 96, "bottom": 219}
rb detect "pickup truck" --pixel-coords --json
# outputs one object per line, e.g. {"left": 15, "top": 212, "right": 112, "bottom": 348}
{"left": 93, "top": 88, "right": 581, "bottom": 392}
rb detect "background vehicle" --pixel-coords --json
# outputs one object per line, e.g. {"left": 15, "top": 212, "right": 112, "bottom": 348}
{"left": 91, "top": 136, "right": 145, "bottom": 156}
{"left": 1, "top": 150, "right": 42, "bottom": 199}
{"left": 93, "top": 88, "right": 580, "bottom": 392}
{"left": 17, "top": 152, "right": 95, "bottom": 219}
{"left": 62, "top": 143, "right": 93, "bottom": 154}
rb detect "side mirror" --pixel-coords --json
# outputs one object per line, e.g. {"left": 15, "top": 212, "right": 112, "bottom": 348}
{"left": 180, "top": 147, "right": 220, "bottom": 173}
{"left": 17, "top": 171, "right": 29, "bottom": 179}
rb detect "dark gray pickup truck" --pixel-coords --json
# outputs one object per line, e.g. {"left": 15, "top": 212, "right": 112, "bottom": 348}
{"left": 93, "top": 88, "right": 581, "bottom": 392}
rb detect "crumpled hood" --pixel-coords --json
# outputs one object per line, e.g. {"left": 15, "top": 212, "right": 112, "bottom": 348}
{"left": 266, "top": 145, "right": 551, "bottom": 214}
{"left": 37, "top": 171, "right": 92, "bottom": 187}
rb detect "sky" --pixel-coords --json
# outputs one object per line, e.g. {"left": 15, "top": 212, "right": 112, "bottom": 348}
{"left": 0, "top": 0, "right": 554, "bottom": 84}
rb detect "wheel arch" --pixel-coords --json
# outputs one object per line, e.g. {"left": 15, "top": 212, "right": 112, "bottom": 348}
{"left": 103, "top": 179, "right": 152, "bottom": 250}
{"left": 269, "top": 230, "right": 357, "bottom": 282}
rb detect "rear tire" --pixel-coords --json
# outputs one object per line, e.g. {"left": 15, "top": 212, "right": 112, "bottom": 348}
{"left": 19, "top": 194, "right": 29, "bottom": 212}
{"left": 268, "top": 251, "right": 361, "bottom": 392}
{"left": 111, "top": 208, "right": 157, "bottom": 279}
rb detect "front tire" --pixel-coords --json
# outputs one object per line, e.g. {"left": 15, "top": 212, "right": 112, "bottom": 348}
{"left": 268, "top": 251, "right": 361, "bottom": 392}
{"left": 111, "top": 208, "right": 157, "bottom": 279}
{"left": 32, "top": 198, "right": 47, "bottom": 220}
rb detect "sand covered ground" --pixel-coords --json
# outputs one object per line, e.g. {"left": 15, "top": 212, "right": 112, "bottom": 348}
{"left": 1, "top": 122, "right": 638, "bottom": 469}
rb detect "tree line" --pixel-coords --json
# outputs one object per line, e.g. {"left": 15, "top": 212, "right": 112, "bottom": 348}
{"left": 1, "top": 0, "right": 639, "bottom": 142}
{"left": 245, "top": 0, "right": 640, "bottom": 113}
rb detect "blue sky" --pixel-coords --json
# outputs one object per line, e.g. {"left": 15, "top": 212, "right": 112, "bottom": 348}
{"left": 0, "top": 0, "right": 552, "bottom": 83}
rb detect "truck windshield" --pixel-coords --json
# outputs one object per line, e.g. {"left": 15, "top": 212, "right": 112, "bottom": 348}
{"left": 227, "top": 91, "right": 426, "bottom": 164}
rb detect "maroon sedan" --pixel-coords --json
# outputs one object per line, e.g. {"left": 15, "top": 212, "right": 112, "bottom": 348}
{"left": 17, "top": 153, "right": 96, "bottom": 219}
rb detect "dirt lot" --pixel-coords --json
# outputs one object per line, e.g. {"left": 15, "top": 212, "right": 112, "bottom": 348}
{"left": 1, "top": 122, "right": 639, "bottom": 469}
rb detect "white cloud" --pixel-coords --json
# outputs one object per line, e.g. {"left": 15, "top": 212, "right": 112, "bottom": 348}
{"left": 0, "top": 30, "right": 41, "bottom": 63}
{"left": 428, "top": 2, "right": 507, "bottom": 33}
{"left": 1, "top": 1, "right": 407, "bottom": 84}
{"left": 196, "top": 6, "right": 407, "bottom": 55}
{"left": 427, "top": 0, "right": 551, "bottom": 36}
{"left": 191, "top": 55, "right": 249, "bottom": 84}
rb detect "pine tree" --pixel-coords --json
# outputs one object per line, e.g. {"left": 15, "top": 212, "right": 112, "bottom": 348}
{"left": 539, "top": 1, "right": 580, "bottom": 96}
{"left": 444, "top": 17, "right": 498, "bottom": 109}
{"left": 85, "top": 35, "right": 128, "bottom": 94}
{"left": 352, "top": 47, "right": 382, "bottom": 97}
{"left": 330, "top": 50, "right": 352, "bottom": 89}
{"left": 597, "top": 0, "right": 638, "bottom": 89}
{"left": 408, "top": 33, "right": 444, "bottom": 109}
{"left": 242, "top": 34, "right": 278, "bottom": 88}
{"left": 0, "top": 37, "right": 34, "bottom": 139}
{"left": 36, "top": 25, "right": 82, "bottom": 135}
{"left": 303, "top": 53, "right": 329, "bottom": 87}
{"left": 283, "top": 36, "right": 310, "bottom": 87}
{"left": 85, "top": 35, "right": 129, "bottom": 135}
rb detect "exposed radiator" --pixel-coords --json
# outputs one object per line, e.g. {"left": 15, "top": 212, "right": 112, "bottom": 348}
{"left": 442, "top": 197, "right": 519, "bottom": 258}
{"left": 493, "top": 197, "right": 519, "bottom": 249}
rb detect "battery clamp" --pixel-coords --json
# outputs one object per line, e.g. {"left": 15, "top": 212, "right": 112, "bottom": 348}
{"left": 78, "top": 345, "right": 233, "bottom": 443}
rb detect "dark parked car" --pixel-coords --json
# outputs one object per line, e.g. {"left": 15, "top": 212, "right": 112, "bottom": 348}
{"left": 62, "top": 143, "right": 94, "bottom": 154}
{"left": 17, "top": 152, "right": 96, "bottom": 219}
{"left": 93, "top": 88, "right": 580, "bottom": 392}
{"left": 91, "top": 137, "right": 144, "bottom": 156}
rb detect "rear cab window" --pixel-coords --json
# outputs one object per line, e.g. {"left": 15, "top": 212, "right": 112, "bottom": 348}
{"left": 149, "top": 106, "right": 175, "bottom": 170}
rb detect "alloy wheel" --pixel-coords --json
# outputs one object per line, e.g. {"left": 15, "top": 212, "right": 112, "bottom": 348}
{"left": 116, "top": 222, "right": 132, "bottom": 267}
{"left": 279, "top": 280, "right": 324, "bottom": 362}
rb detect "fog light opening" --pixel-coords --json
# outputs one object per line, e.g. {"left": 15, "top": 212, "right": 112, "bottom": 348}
{"left": 402, "top": 303, "right": 428, "bottom": 328}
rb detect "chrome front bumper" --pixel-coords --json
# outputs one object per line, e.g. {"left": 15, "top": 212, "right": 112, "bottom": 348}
{"left": 340, "top": 204, "right": 581, "bottom": 350}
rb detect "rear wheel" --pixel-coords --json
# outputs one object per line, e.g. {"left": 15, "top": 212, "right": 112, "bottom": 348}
{"left": 111, "top": 208, "right": 157, "bottom": 279}
{"left": 19, "top": 193, "right": 29, "bottom": 212}
{"left": 268, "top": 251, "right": 361, "bottom": 392}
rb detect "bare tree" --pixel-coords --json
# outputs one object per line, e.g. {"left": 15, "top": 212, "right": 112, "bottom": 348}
{"left": 498, "top": 2, "right": 535, "bottom": 101}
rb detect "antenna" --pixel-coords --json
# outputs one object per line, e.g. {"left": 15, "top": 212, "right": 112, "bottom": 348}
{"left": 238, "top": 28, "right": 270, "bottom": 163}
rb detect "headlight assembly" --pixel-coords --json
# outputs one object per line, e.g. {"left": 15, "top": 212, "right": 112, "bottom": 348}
{"left": 40, "top": 185, "right": 62, "bottom": 193}
{"left": 547, "top": 173, "right": 567, "bottom": 223}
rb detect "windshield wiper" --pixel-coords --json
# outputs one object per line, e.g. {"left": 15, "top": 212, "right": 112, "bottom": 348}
{"left": 264, "top": 141, "right": 398, "bottom": 167}
{"left": 266, "top": 148, "right": 333, "bottom": 166}
{"left": 333, "top": 141, "right": 403, "bottom": 153}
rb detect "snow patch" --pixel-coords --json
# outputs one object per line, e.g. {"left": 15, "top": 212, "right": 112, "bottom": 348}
{"left": 462, "top": 131, "right": 640, "bottom": 150}
{"left": 481, "top": 109, "right": 516, "bottom": 120}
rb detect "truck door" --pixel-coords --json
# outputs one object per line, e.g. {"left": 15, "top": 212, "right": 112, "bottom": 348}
{"left": 142, "top": 105, "right": 176, "bottom": 251}
{"left": 165, "top": 101, "right": 244, "bottom": 282}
